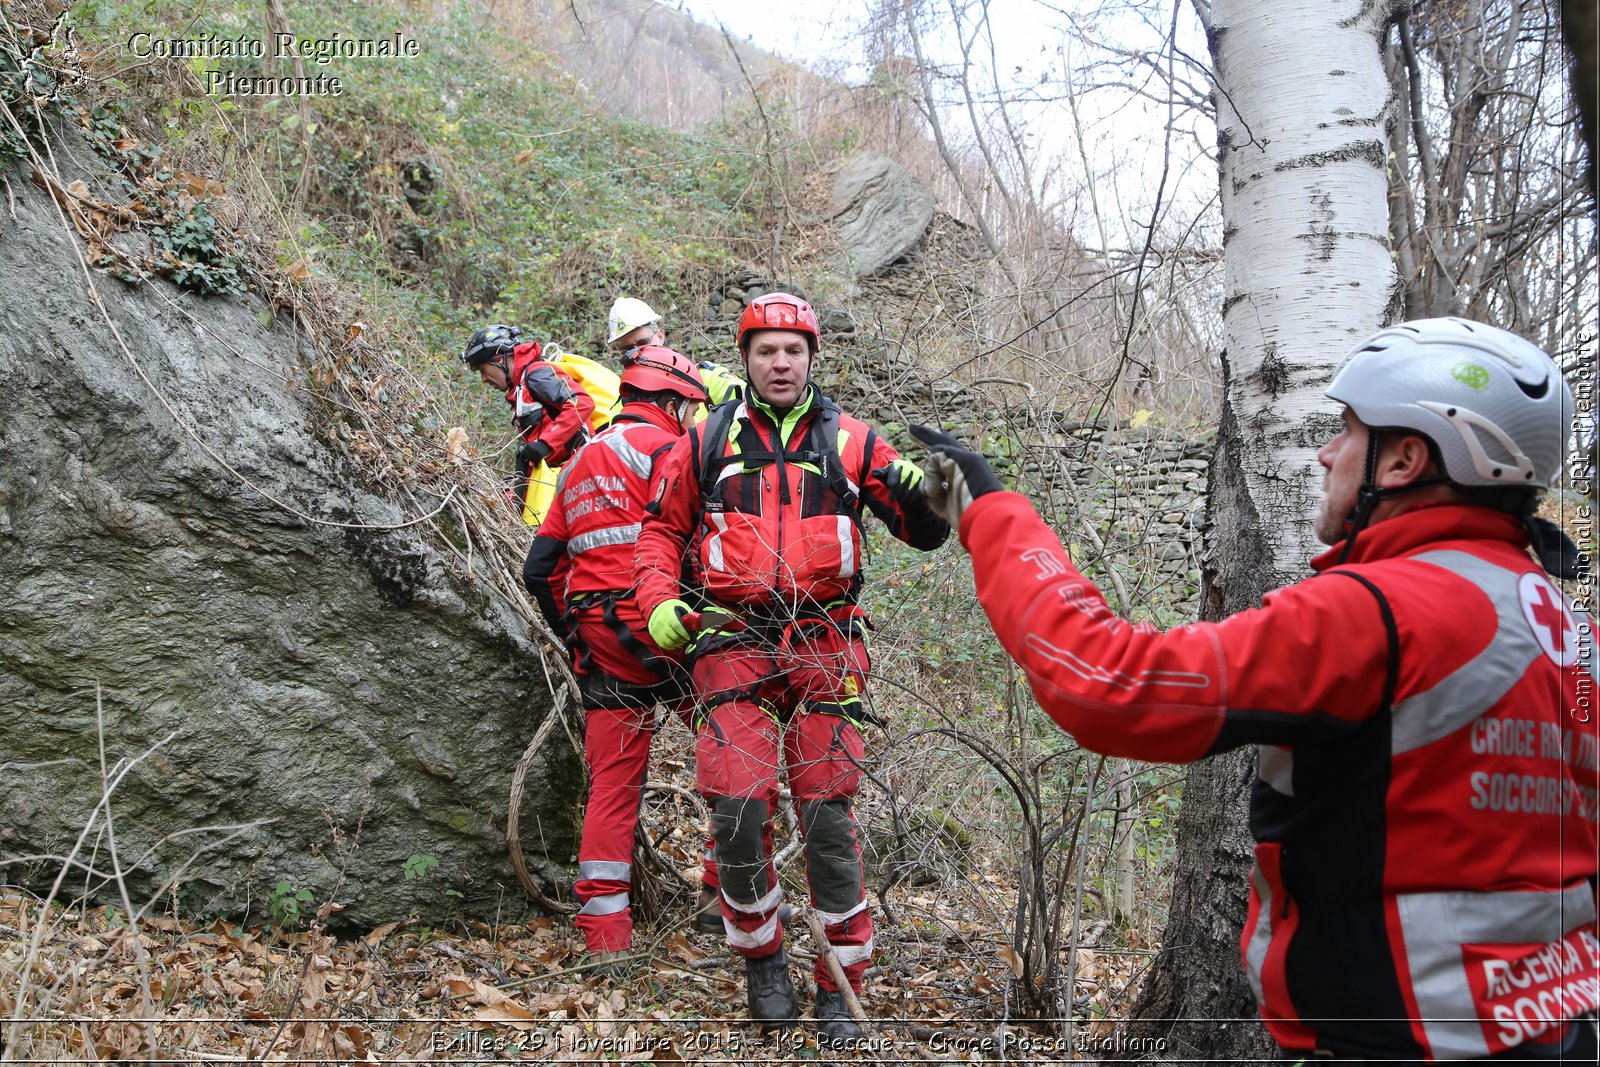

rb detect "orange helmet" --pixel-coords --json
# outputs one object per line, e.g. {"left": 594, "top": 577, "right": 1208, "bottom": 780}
{"left": 735, "top": 292, "right": 819, "bottom": 353}
{"left": 620, "top": 345, "right": 707, "bottom": 402}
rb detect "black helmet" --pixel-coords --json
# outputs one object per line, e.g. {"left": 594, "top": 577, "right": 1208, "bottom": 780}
{"left": 462, "top": 324, "right": 521, "bottom": 366}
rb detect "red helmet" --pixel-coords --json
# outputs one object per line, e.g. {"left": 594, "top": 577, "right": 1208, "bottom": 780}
{"left": 620, "top": 345, "right": 707, "bottom": 402}
{"left": 736, "top": 293, "right": 819, "bottom": 353}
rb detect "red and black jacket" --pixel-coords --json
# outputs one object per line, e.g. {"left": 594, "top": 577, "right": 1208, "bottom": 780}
{"left": 505, "top": 341, "right": 594, "bottom": 468}
{"left": 634, "top": 385, "right": 948, "bottom": 619}
{"left": 960, "top": 493, "right": 1599, "bottom": 1060}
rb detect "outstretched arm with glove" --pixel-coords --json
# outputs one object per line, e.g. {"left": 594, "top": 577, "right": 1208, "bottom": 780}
{"left": 907, "top": 424, "right": 1390, "bottom": 762}
{"left": 908, "top": 424, "right": 1004, "bottom": 529}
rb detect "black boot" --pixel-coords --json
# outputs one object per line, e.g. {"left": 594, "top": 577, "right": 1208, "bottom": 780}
{"left": 744, "top": 949, "right": 797, "bottom": 1033}
{"left": 814, "top": 987, "right": 863, "bottom": 1044}
{"left": 584, "top": 949, "right": 629, "bottom": 980}
{"left": 692, "top": 888, "right": 723, "bottom": 934}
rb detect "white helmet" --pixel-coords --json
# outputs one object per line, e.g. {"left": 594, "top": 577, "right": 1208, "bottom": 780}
{"left": 1326, "top": 317, "right": 1574, "bottom": 490}
{"left": 607, "top": 297, "right": 661, "bottom": 344}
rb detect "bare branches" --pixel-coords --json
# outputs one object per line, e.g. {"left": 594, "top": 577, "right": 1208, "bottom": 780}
{"left": 1386, "top": 0, "right": 1594, "bottom": 342}
{"left": 899, "top": 0, "right": 1018, "bottom": 284}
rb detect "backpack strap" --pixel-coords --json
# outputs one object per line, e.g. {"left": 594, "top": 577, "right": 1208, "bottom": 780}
{"left": 695, "top": 401, "right": 740, "bottom": 501}
{"left": 694, "top": 394, "right": 861, "bottom": 518}
{"left": 858, "top": 426, "right": 878, "bottom": 494}
{"left": 808, "top": 397, "right": 860, "bottom": 515}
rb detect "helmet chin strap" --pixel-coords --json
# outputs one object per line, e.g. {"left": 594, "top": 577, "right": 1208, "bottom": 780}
{"left": 673, "top": 398, "right": 698, "bottom": 432}
{"left": 1335, "top": 429, "right": 1449, "bottom": 564}
{"left": 1522, "top": 514, "right": 1588, "bottom": 580}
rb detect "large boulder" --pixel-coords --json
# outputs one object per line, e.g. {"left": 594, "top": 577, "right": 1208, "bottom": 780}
{"left": 0, "top": 139, "right": 577, "bottom": 927}
{"left": 827, "top": 152, "right": 934, "bottom": 277}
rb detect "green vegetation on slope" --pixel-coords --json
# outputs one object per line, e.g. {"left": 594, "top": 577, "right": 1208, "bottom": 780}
{"left": 70, "top": 0, "right": 760, "bottom": 363}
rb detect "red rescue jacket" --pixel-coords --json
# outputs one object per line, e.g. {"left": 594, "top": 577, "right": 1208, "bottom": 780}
{"left": 506, "top": 341, "right": 594, "bottom": 467}
{"left": 634, "top": 386, "right": 947, "bottom": 616}
{"left": 961, "top": 494, "right": 1599, "bottom": 1060}
{"left": 522, "top": 402, "right": 682, "bottom": 629}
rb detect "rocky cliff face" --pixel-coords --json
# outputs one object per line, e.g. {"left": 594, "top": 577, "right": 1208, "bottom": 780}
{"left": 0, "top": 136, "right": 577, "bottom": 927}
{"left": 828, "top": 153, "right": 936, "bottom": 278}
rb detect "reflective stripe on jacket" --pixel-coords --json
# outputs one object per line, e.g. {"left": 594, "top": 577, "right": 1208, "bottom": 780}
{"left": 959, "top": 495, "right": 1599, "bottom": 1060}
{"left": 537, "top": 402, "right": 681, "bottom": 600}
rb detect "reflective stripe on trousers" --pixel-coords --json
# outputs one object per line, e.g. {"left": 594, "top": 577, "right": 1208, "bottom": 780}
{"left": 579, "top": 860, "right": 630, "bottom": 881}
{"left": 578, "top": 891, "right": 629, "bottom": 917}
{"left": 723, "top": 909, "right": 782, "bottom": 950}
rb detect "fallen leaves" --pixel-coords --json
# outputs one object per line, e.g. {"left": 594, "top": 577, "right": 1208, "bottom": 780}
{"left": 1, "top": 845, "right": 1159, "bottom": 1064}
{"left": 27, "top": 170, "right": 138, "bottom": 260}
{"left": 475, "top": 999, "right": 540, "bottom": 1030}
{"left": 444, "top": 426, "right": 471, "bottom": 464}
{"left": 177, "top": 173, "right": 226, "bottom": 199}
{"left": 361, "top": 917, "right": 413, "bottom": 950}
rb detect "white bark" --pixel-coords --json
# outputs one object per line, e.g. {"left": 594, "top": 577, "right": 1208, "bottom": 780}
{"left": 1214, "top": 0, "right": 1404, "bottom": 581}
{"left": 1123, "top": 5, "right": 1407, "bottom": 1059}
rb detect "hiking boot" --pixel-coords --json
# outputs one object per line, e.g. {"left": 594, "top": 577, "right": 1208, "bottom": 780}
{"left": 814, "top": 986, "right": 864, "bottom": 1044}
{"left": 585, "top": 949, "right": 629, "bottom": 979}
{"left": 693, "top": 888, "right": 723, "bottom": 933}
{"left": 694, "top": 889, "right": 795, "bottom": 934}
{"left": 744, "top": 949, "right": 797, "bottom": 1033}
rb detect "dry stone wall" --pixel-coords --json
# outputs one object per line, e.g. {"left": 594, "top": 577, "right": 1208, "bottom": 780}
{"left": 1049, "top": 425, "right": 1214, "bottom": 616}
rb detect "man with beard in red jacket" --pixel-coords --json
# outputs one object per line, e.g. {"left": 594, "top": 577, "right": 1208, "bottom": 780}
{"left": 633, "top": 293, "right": 950, "bottom": 1040}
{"left": 912, "top": 317, "right": 1597, "bottom": 1064}
{"left": 522, "top": 346, "right": 709, "bottom": 975}
{"left": 463, "top": 324, "right": 596, "bottom": 518}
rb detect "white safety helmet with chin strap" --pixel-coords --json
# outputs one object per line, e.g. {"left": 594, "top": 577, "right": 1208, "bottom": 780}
{"left": 607, "top": 297, "right": 661, "bottom": 345}
{"left": 1326, "top": 316, "right": 1580, "bottom": 573}
{"left": 1327, "top": 316, "right": 1573, "bottom": 489}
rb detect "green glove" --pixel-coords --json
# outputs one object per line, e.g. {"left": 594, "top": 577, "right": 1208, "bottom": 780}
{"left": 873, "top": 458, "right": 924, "bottom": 504}
{"left": 648, "top": 599, "right": 694, "bottom": 651}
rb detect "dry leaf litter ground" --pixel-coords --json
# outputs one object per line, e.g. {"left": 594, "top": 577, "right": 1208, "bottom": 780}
{"left": 1, "top": 741, "right": 1161, "bottom": 1065}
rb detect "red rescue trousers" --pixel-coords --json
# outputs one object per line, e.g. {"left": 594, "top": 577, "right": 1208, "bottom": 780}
{"left": 692, "top": 616, "right": 874, "bottom": 992}
{"left": 570, "top": 605, "right": 718, "bottom": 953}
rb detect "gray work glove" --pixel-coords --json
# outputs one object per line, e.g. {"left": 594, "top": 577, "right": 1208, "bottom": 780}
{"left": 909, "top": 424, "right": 1003, "bottom": 527}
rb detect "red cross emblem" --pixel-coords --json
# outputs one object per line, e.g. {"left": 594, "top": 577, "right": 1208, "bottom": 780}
{"left": 1519, "top": 573, "right": 1579, "bottom": 668}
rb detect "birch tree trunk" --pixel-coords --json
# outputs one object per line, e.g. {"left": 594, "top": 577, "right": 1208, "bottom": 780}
{"left": 1562, "top": 0, "right": 1598, "bottom": 184}
{"left": 1120, "top": 0, "right": 1405, "bottom": 1059}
